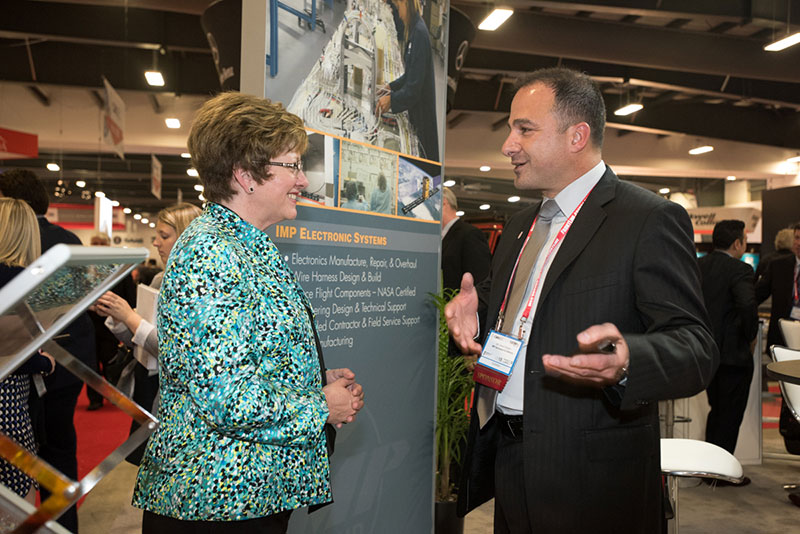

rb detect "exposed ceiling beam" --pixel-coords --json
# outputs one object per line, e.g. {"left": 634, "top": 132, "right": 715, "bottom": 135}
{"left": 457, "top": 5, "right": 800, "bottom": 84}
{"left": 459, "top": 0, "right": 800, "bottom": 27}
{"left": 451, "top": 77, "right": 800, "bottom": 149}
{"left": 27, "top": 85, "right": 50, "bottom": 106}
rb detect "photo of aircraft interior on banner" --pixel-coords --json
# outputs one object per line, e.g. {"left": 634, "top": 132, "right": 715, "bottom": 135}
{"left": 265, "top": 0, "right": 447, "bottom": 164}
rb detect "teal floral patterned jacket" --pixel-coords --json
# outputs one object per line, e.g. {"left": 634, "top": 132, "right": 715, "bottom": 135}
{"left": 132, "top": 202, "right": 331, "bottom": 520}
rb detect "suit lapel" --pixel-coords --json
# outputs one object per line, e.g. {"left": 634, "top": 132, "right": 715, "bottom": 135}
{"left": 536, "top": 169, "right": 617, "bottom": 314}
{"left": 488, "top": 206, "right": 538, "bottom": 324}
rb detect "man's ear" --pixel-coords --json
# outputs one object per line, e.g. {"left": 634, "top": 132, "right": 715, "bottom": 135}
{"left": 568, "top": 122, "right": 591, "bottom": 152}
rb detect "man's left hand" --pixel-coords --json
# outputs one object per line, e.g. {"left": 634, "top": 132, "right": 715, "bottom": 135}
{"left": 541, "top": 323, "right": 629, "bottom": 387}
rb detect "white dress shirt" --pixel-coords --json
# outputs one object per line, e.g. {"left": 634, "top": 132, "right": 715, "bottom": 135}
{"left": 497, "top": 161, "right": 607, "bottom": 414}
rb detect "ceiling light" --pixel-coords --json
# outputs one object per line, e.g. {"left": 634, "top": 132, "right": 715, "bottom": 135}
{"left": 726, "top": 175, "right": 737, "bottom": 181}
{"left": 479, "top": 165, "right": 491, "bottom": 172}
{"left": 478, "top": 8, "right": 513, "bottom": 31}
{"left": 456, "top": 210, "right": 465, "bottom": 217}
{"left": 123, "top": 207, "right": 131, "bottom": 214}
{"left": 659, "top": 187, "right": 670, "bottom": 195}
{"left": 94, "top": 191, "right": 105, "bottom": 198}
{"left": 110, "top": 200, "right": 120, "bottom": 207}
{"left": 141, "top": 218, "right": 149, "bottom": 224}
{"left": 688, "top": 145, "right": 714, "bottom": 155}
{"left": 144, "top": 71, "right": 165, "bottom": 86}
{"left": 479, "top": 203, "right": 490, "bottom": 210}
{"left": 46, "top": 163, "right": 60, "bottom": 172}
{"left": 508, "top": 195, "right": 520, "bottom": 203}
{"left": 181, "top": 152, "right": 191, "bottom": 158}
{"left": 133, "top": 214, "right": 142, "bottom": 220}
{"left": 75, "top": 180, "right": 86, "bottom": 188}
{"left": 787, "top": 155, "right": 800, "bottom": 163}
{"left": 764, "top": 32, "right": 800, "bottom": 52}
{"left": 149, "top": 222, "right": 156, "bottom": 228}
{"left": 443, "top": 179, "right": 456, "bottom": 187}
{"left": 194, "top": 184, "right": 204, "bottom": 191}
{"left": 165, "top": 118, "right": 181, "bottom": 129}
{"left": 614, "top": 103, "right": 644, "bottom": 116}
{"left": 187, "top": 168, "right": 199, "bottom": 177}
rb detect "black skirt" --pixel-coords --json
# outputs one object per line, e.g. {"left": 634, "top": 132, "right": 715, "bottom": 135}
{"left": 142, "top": 509, "right": 293, "bottom": 534}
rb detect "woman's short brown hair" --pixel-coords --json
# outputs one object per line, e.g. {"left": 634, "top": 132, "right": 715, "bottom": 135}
{"left": 187, "top": 92, "right": 309, "bottom": 203}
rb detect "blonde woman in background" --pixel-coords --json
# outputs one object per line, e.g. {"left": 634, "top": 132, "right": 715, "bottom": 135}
{"left": 93, "top": 202, "right": 202, "bottom": 464}
{"left": 0, "top": 198, "right": 55, "bottom": 504}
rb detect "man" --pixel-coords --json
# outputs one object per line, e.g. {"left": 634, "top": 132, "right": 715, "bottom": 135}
{"left": 445, "top": 68, "right": 716, "bottom": 532}
{"left": 756, "top": 222, "right": 800, "bottom": 348}
{"left": 0, "top": 169, "right": 96, "bottom": 533}
{"left": 756, "top": 221, "right": 800, "bottom": 499}
{"left": 441, "top": 187, "right": 491, "bottom": 293}
{"left": 698, "top": 220, "right": 758, "bottom": 466}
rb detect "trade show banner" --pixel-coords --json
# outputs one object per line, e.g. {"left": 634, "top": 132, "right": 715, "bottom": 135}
{"left": 243, "top": 0, "right": 449, "bottom": 531}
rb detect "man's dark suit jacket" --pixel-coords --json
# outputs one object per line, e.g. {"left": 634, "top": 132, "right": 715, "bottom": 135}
{"left": 441, "top": 219, "right": 491, "bottom": 292}
{"left": 698, "top": 250, "right": 758, "bottom": 366}
{"left": 457, "top": 168, "right": 717, "bottom": 532}
{"left": 756, "top": 253, "right": 798, "bottom": 348}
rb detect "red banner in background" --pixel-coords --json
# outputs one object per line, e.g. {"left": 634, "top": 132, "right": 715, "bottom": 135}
{"left": 0, "top": 127, "right": 38, "bottom": 159}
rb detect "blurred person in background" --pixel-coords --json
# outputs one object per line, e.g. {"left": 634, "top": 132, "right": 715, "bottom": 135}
{"left": 0, "top": 198, "right": 56, "bottom": 507}
{"left": 756, "top": 227, "right": 795, "bottom": 281}
{"left": 0, "top": 169, "right": 93, "bottom": 532}
{"left": 93, "top": 203, "right": 201, "bottom": 466}
{"left": 132, "top": 92, "right": 364, "bottom": 533}
{"left": 86, "top": 233, "right": 135, "bottom": 409}
{"left": 698, "top": 220, "right": 758, "bottom": 477}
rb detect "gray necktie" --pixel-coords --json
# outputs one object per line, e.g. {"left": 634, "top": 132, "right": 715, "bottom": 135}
{"left": 477, "top": 199, "right": 561, "bottom": 428}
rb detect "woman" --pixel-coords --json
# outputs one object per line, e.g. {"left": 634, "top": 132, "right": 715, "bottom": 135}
{"left": 93, "top": 203, "right": 201, "bottom": 465}
{"left": 132, "top": 92, "right": 364, "bottom": 533}
{"left": 376, "top": 0, "right": 439, "bottom": 161}
{"left": 0, "top": 198, "right": 55, "bottom": 504}
{"left": 369, "top": 173, "right": 393, "bottom": 214}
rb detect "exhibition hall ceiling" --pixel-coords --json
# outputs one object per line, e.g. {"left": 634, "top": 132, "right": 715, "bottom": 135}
{"left": 1, "top": 0, "right": 799, "bottom": 218}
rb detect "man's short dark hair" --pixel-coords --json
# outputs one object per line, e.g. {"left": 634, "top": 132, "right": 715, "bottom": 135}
{"left": 514, "top": 67, "right": 606, "bottom": 149}
{"left": 791, "top": 221, "right": 800, "bottom": 232}
{"left": 712, "top": 219, "right": 745, "bottom": 250}
{"left": 0, "top": 169, "right": 50, "bottom": 215}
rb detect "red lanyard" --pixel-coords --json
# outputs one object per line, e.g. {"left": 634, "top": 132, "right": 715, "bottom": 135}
{"left": 794, "top": 264, "right": 799, "bottom": 303}
{"left": 497, "top": 191, "right": 592, "bottom": 338}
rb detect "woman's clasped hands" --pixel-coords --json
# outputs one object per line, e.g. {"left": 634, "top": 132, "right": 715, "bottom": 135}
{"left": 323, "top": 368, "right": 365, "bottom": 428}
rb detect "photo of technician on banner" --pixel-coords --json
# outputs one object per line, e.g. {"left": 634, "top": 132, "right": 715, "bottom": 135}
{"left": 265, "top": 0, "right": 446, "bottom": 164}
{"left": 248, "top": 0, "right": 450, "bottom": 532}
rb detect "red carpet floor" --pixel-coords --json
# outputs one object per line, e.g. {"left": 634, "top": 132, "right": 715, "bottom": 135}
{"left": 73, "top": 385, "right": 131, "bottom": 504}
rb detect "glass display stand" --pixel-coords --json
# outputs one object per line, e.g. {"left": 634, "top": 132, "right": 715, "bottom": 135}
{"left": 0, "top": 245, "right": 156, "bottom": 533}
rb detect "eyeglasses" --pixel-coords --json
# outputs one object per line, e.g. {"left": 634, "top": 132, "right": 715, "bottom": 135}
{"left": 266, "top": 160, "right": 303, "bottom": 175}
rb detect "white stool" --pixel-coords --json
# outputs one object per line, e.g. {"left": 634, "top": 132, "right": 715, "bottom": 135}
{"left": 661, "top": 438, "right": 744, "bottom": 534}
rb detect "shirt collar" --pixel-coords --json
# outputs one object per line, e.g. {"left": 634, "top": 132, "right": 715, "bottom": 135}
{"left": 548, "top": 160, "right": 606, "bottom": 217}
{"left": 206, "top": 202, "right": 269, "bottom": 246}
{"left": 442, "top": 217, "right": 458, "bottom": 238}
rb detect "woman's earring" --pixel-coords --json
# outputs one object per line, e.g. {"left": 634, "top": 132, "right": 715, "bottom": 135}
{"left": 249, "top": 187, "right": 254, "bottom": 193}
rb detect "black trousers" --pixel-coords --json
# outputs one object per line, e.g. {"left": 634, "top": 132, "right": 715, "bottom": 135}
{"left": 705, "top": 363, "right": 754, "bottom": 454}
{"left": 37, "top": 381, "right": 83, "bottom": 532}
{"left": 142, "top": 510, "right": 292, "bottom": 534}
{"left": 493, "top": 426, "right": 530, "bottom": 534}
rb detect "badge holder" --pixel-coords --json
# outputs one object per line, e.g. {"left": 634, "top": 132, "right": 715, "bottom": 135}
{"left": 473, "top": 330, "right": 523, "bottom": 391}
